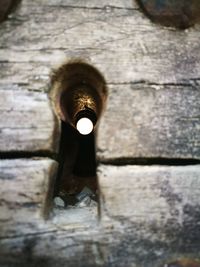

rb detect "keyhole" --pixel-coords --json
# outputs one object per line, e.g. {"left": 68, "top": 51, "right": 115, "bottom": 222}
{"left": 50, "top": 60, "right": 107, "bottom": 208}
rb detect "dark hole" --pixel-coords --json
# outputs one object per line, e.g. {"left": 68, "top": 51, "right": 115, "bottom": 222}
{"left": 54, "top": 121, "right": 98, "bottom": 207}
{"left": 73, "top": 130, "right": 96, "bottom": 177}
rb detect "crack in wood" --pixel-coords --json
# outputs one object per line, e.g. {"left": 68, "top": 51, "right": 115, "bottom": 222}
{"left": 98, "top": 157, "right": 200, "bottom": 166}
{"left": 0, "top": 151, "right": 57, "bottom": 160}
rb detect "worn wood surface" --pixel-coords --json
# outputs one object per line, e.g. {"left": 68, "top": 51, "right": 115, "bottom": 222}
{"left": 1, "top": 163, "right": 200, "bottom": 267}
{"left": 0, "top": 0, "right": 200, "bottom": 266}
{"left": 0, "top": 1, "right": 200, "bottom": 86}
{"left": 98, "top": 165, "right": 200, "bottom": 227}
{"left": 0, "top": 158, "right": 98, "bottom": 232}
{"left": 97, "top": 83, "right": 200, "bottom": 160}
{"left": 0, "top": 0, "right": 200, "bottom": 157}
{"left": 0, "top": 159, "right": 58, "bottom": 236}
{"left": 0, "top": 88, "right": 59, "bottom": 153}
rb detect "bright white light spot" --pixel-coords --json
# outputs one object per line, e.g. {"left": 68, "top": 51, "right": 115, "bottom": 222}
{"left": 76, "top": 117, "right": 93, "bottom": 135}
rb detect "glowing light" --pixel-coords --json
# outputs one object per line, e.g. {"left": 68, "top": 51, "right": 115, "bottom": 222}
{"left": 76, "top": 117, "right": 93, "bottom": 135}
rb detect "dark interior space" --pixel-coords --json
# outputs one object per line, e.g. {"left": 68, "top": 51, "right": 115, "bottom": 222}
{"left": 54, "top": 121, "right": 98, "bottom": 207}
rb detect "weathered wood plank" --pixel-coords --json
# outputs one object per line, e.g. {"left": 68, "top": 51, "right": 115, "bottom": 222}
{"left": 1, "top": 164, "right": 200, "bottom": 267}
{"left": 98, "top": 164, "right": 200, "bottom": 263}
{"left": 0, "top": 0, "right": 200, "bottom": 88}
{"left": 0, "top": 89, "right": 59, "bottom": 153}
{"left": 0, "top": 0, "right": 200, "bottom": 158}
{"left": 0, "top": 159, "right": 98, "bottom": 238}
{"left": 97, "top": 83, "right": 200, "bottom": 160}
{"left": 0, "top": 159, "right": 58, "bottom": 236}
{"left": 0, "top": 1, "right": 200, "bottom": 265}
{"left": 98, "top": 165, "right": 200, "bottom": 226}
{"left": 24, "top": 0, "right": 137, "bottom": 9}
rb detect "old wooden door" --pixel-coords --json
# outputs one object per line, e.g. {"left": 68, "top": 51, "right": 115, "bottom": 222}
{"left": 0, "top": 1, "right": 200, "bottom": 266}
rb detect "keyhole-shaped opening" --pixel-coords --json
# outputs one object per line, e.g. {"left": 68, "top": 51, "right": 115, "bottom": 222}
{"left": 50, "top": 60, "right": 107, "bottom": 208}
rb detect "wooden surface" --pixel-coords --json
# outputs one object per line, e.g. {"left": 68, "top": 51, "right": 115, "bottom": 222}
{"left": 97, "top": 83, "right": 200, "bottom": 160}
{"left": 99, "top": 165, "right": 200, "bottom": 227}
{"left": 0, "top": 158, "right": 98, "bottom": 231}
{"left": 0, "top": 88, "right": 59, "bottom": 153}
{"left": 0, "top": 0, "right": 200, "bottom": 266}
{"left": 0, "top": 159, "right": 57, "bottom": 235}
{"left": 1, "top": 163, "right": 200, "bottom": 267}
{"left": 0, "top": 0, "right": 200, "bottom": 156}
{"left": 1, "top": 0, "right": 200, "bottom": 86}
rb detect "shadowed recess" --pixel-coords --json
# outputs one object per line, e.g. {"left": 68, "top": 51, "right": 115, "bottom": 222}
{"left": 50, "top": 60, "right": 107, "bottom": 207}
{"left": 0, "top": 0, "right": 21, "bottom": 22}
{"left": 53, "top": 121, "right": 98, "bottom": 206}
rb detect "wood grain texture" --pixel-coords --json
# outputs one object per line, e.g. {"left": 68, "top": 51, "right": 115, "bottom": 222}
{"left": 97, "top": 83, "right": 200, "bottom": 160}
{"left": 98, "top": 164, "right": 200, "bottom": 226}
{"left": 0, "top": 88, "right": 59, "bottom": 153}
{"left": 24, "top": 0, "right": 137, "bottom": 9}
{"left": 0, "top": 1, "right": 200, "bottom": 266}
{"left": 0, "top": 159, "right": 58, "bottom": 236}
{"left": 1, "top": 164, "right": 200, "bottom": 267}
{"left": 0, "top": 0, "right": 200, "bottom": 87}
{"left": 98, "top": 164, "right": 200, "bottom": 266}
{"left": 0, "top": 0, "right": 200, "bottom": 158}
{"left": 0, "top": 159, "right": 98, "bottom": 236}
